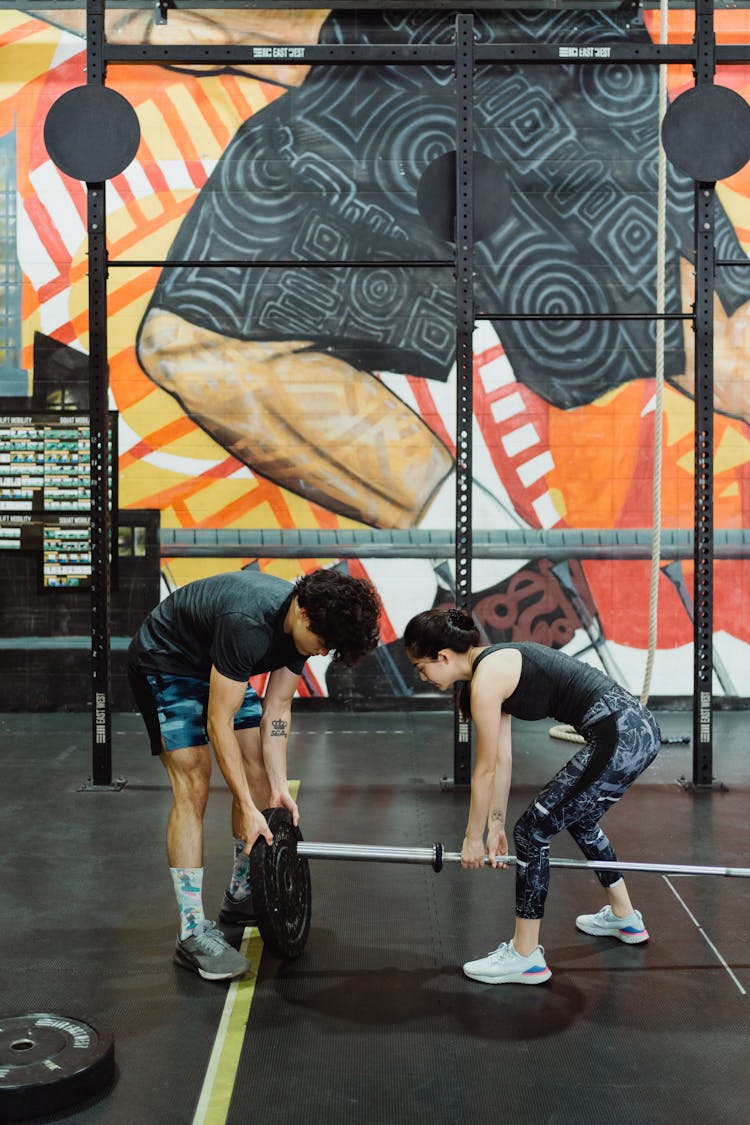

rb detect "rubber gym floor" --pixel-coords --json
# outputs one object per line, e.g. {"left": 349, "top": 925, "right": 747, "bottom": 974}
{"left": 1, "top": 708, "right": 748, "bottom": 1125}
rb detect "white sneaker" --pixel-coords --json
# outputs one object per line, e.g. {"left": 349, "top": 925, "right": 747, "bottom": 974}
{"left": 576, "top": 905, "right": 649, "bottom": 944}
{"left": 463, "top": 940, "right": 552, "bottom": 985}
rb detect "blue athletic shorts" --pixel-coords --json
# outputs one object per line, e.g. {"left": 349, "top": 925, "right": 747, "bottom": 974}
{"left": 128, "top": 666, "right": 262, "bottom": 754}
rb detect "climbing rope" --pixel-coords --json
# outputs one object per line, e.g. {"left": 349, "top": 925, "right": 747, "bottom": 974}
{"left": 550, "top": 0, "right": 669, "bottom": 742}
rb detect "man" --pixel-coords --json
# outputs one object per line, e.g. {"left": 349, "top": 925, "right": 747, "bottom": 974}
{"left": 128, "top": 566, "right": 382, "bottom": 980}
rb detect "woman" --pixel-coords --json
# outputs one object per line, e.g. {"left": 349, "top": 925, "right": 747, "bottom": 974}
{"left": 404, "top": 608, "right": 661, "bottom": 985}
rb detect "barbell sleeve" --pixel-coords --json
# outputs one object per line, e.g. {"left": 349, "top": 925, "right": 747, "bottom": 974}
{"left": 295, "top": 841, "right": 750, "bottom": 878}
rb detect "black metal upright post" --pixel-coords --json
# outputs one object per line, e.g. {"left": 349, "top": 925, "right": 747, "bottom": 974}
{"left": 451, "top": 13, "right": 475, "bottom": 787}
{"left": 83, "top": 0, "right": 117, "bottom": 789}
{"left": 691, "top": 0, "right": 717, "bottom": 788}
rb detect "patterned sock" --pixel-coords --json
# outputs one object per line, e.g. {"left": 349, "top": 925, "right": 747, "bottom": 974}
{"left": 228, "top": 837, "right": 252, "bottom": 899}
{"left": 170, "top": 867, "right": 205, "bottom": 940}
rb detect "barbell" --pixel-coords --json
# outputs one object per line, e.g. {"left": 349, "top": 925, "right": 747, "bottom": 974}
{"left": 248, "top": 808, "right": 750, "bottom": 961}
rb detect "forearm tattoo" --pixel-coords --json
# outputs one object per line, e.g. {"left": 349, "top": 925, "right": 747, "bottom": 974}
{"left": 270, "top": 719, "right": 288, "bottom": 738}
{"left": 489, "top": 808, "right": 504, "bottom": 826}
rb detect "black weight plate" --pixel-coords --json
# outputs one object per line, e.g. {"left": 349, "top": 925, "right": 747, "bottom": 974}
{"left": 249, "top": 808, "right": 312, "bottom": 961}
{"left": 661, "top": 84, "right": 750, "bottom": 182}
{"left": 0, "top": 1013, "right": 115, "bottom": 1122}
{"left": 416, "top": 149, "right": 509, "bottom": 243}
{"left": 44, "top": 85, "right": 141, "bottom": 182}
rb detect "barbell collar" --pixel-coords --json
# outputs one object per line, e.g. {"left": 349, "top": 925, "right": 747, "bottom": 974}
{"left": 295, "top": 842, "right": 750, "bottom": 878}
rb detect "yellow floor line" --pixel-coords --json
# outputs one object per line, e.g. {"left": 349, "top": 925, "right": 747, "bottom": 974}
{"left": 192, "top": 927, "right": 265, "bottom": 1125}
{"left": 192, "top": 784, "right": 300, "bottom": 1125}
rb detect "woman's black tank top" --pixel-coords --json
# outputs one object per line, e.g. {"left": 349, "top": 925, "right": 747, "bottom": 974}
{"left": 471, "top": 642, "right": 612, "bottom": 727}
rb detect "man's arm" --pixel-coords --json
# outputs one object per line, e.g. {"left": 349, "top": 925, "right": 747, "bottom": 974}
{"left": 206, "top": 665, "right": 273, "bottom": 852}
{"left": 259, "top": 665, "right": 302, "bottom": 824}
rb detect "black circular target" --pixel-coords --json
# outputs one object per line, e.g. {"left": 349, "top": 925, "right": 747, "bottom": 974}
{"left": 44, "top": 85, "right": 141, "bottom": 182}
{"left": 661, "top": 84, "right": 750, "bottom": 182}
{"left": 249, "top": 808, "right": 312, "bottom": 961}
{"left": 0, "top": 1013, "right": 115, "bottom": 1121}
{"left": 416, "top": 149, "right": 509, "bottom": 243}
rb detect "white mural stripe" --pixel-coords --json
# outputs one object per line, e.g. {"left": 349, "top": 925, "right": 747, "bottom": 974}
{"left": 501, "top": 421, "right": 540, "bottom": 458}
{"left": 532, "top": 491, "right": 562, "bottom": 529}
{"left": 477, "top": 352, "right": 515, "bottom": 393}
{"left": 16, "top": 196, "right": 59, "bottom": 289}
{"left": 490, "top": 390, "right": 526, "bottom": 424}
{"left": 37, "top": 291, "right": 76, "bottom": 337}
{"left": 516, "top": 450, "right": 555, "bottom": 488}
{"left": 28, "top": 160, "right": 86, "bottom": 256}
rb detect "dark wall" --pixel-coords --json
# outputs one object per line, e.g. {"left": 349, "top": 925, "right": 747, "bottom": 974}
{"left": 0, "top": 509, "right": 160, "bottom": 710}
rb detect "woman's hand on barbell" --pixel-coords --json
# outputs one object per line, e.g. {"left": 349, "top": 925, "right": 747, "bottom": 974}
{"left": 461, "top": 834, "right": 486, "bottom": 869}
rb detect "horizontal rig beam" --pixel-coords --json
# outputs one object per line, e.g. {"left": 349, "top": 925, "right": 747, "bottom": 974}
{"left": 0, "top": 2, "right": 710, "bottom": 11}
{"left": 102, "top": 42, "right": 703, "bottom": 66}
{"left": 158, "top": 527, "right": 750, "bottom": 560}
{"left": 297, "top": 841, "right": 750, "bottom": 878}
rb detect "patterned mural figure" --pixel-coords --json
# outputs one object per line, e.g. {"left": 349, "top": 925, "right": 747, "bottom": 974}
{"left": 7, "top": 5, "right": 750, "bottom": 696}
{"left": 138, "top": 7, "right": 750, "bottom": 523}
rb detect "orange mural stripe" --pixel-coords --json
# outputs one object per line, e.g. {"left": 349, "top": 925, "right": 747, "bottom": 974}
{"left": 132, "top": 457, "right": 248, "bottom": 511}
{"left": 129, "top": 138, "right": 174, "bottom": 199}
{"left": 35, "top": 274, "right": 70, "bottom": 310}
{"left": 107, "top": 268, "right": 162, "bottom": 317}
{"left": 120, "top": 448, "right": 146, "bottom": 472}
{"left": 199, "top": 490, "right": 277, "bottom": 529}
{"left": 172, "top": 498, "right": 194, "bottom": 527}
{"left": 187, "top": 81, "right": 235, "bottom": 150}
{"left": 109, "top": 62, "right": 197, "bottom": 101}
{"left": 0, "top": 15, "right": 49, "bottom": 50}
{"left": 111, "top": 194, "right": 196, "bottom": 259}
{"left": 143, "top": 415, "right": 199, "bottom": 450}
{"left": 108, "top": 353, "right": 159, "bottom": 412}
{"left": 157, "top": 99, "right": 205, "bottom": 171}
{"left": 259, "top": 487, "right": 297, "bottom": 529}
{"left": 306, "top": 504, "right": 343, "bottom": 531}
{"left": 120, "top": 416, "right": 205, "bottom": 467}
{"left": 205, "top": 477, "right": 300, "bottom": 528}
{"left": 222, "top": 73, "right": 278, "bottom": 119}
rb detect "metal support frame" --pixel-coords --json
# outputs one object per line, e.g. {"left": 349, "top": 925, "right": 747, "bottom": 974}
{"left": 82, "top": 0, "right": 124, "bottom": 790}
{"left": 449, "top": 13, "right": 475, "bottom": 788}
{"left": 691, "top": 1, "right": 718, "bottom": 787}
{"left": 66, "top": 0, "right": 742, "bottom": 788}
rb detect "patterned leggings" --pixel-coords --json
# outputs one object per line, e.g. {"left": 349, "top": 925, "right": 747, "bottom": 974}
{"left": 513, "top": 687, "right": 661, "bottom": 920}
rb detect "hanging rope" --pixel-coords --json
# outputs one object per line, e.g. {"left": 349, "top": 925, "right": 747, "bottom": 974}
{"left": 550, "top": 1, "right": 669, "bottom": 741}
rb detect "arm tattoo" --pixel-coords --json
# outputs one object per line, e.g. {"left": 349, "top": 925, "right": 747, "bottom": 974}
{"left": 489, "top": 808, "right": 504, "bottom": 825}
{"left": 270, "top": 719, "right": 288, "bottom": 738}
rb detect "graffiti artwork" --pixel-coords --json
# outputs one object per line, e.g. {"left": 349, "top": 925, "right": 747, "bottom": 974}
{"left": 2, "top": 5, "right": 749, "bottom": 699}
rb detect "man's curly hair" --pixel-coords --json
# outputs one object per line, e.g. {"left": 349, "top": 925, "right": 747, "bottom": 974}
{"left": 294, "top": 569, "right": 381, "bottom": 665}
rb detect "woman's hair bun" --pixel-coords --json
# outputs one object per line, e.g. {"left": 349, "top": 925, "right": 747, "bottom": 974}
{"left": 446, "top": 607, "right": 474, "bottom": 632}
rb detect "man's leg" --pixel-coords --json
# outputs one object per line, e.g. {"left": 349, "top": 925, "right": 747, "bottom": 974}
{"left": 160, "top": 742, "right": 250, "bottom": 979}
{"left": 219, "top": 726, "right": 270, "bottom": 926}
{"left": 159, "top": 743, "right": 212, "bottom": 870}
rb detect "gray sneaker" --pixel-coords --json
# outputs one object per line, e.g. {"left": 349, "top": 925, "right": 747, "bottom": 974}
{"left": 576, "top": 905, "right": 649, "bottom": 944}
{"left": 173, "top": 920, "right": 250, "bottom": 980}
{"left": 219, "top": 890, "right": 256, "bottom": 927}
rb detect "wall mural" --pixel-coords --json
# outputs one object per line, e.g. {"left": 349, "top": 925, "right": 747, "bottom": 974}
{"left": 2, "top": 5, "right": 749, "bottom": 701}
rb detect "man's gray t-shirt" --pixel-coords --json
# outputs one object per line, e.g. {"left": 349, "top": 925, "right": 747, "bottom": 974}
{"left": 128, "top": 570, "right": 307, "bottom": 683}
